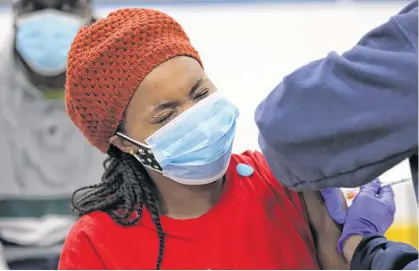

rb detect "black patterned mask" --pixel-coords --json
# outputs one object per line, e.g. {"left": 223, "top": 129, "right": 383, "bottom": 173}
{"left": 116, "top": 132, "right": 162, "bottom": 172}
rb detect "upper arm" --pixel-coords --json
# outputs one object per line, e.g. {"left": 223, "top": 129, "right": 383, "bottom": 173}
{"left": 251, "top": 151, "right": 349, "bottom": 269}
{"left": 301, "top": 191, "right": 350, "bottom": 270}
{"left": 58, "top": 228, "right": 106, "bottom": 270}
{"left": 255, "top": 3, "right": 418, "bottom": 191}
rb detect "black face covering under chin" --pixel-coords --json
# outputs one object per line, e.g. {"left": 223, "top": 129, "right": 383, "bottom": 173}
{"left": 117, "top": 132, "right": 162, "bottom": 172}
{"left": 133, "top": 147, "right": 162, "bottom": 172}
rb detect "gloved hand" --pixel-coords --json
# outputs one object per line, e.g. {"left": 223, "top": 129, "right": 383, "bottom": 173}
{"left": 337, "top": 179, "right": 396, "bottom": 253}
{"left": 320, "top": 188, "right": 347, "bottom": 224}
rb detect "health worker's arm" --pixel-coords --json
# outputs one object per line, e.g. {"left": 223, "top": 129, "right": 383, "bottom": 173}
{"left": 58, "top": 230, "right": 105, "bottom": 270}
{"left": 339, "top": 181, "right": 418, "bottom": 270}
{"left": 345, "top": 234, "right": 418, "bottom": 270}
{"left": 302, "top": 190, "right": 350, "bottom": 270}
{"left": 255, "top": 1, "right": 418, "bottom": 191}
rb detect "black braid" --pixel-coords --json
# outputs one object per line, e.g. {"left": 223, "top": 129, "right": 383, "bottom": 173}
{"left": 72, "top": 150, "right": 165, "bottom": 269}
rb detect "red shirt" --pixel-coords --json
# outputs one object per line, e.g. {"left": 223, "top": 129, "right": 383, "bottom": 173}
{"left": 59, "top": 151, "right": 319, "bottom": 270}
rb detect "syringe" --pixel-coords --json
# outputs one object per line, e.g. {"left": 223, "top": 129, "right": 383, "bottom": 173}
{"left": 344, "top": 177, "right": 412, "bottom": 200}
{"left": 383, "top": 177, "right": 412, "bottom": 187}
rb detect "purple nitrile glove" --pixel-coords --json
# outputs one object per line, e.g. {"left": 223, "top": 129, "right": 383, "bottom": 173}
{"left": 337, "top": 179, "right": 396, "bottom": 254}
{"left": 320, "top": 188, "right": 347, "bottom": 224}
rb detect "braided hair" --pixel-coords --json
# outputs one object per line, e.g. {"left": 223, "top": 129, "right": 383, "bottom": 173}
{"left": 71, "top": 126, "right": 165, "bottom": 269}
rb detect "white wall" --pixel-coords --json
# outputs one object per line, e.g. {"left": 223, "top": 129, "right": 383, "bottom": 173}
{"left": 0, "top": 1, "right": 416, "bottom": 223}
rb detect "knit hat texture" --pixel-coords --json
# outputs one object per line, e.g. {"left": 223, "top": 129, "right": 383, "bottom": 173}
{"left": 65, "top": 8, "right": 202, "bottom": 153}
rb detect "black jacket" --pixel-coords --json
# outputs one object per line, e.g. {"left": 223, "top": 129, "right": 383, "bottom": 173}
{"left": 351, "top": 234, "right": 418, "bottom": 270}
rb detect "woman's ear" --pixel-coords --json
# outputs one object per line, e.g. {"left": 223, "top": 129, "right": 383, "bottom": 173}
{"left": 109, "top": 135, "right": 137, "bottom": 154}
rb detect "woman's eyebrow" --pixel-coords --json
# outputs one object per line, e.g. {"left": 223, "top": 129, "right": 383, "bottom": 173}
{"left": 152, "top": 101, "right": 179, "bottom": 113}
{"left": 188, "top": 77, "right": 204, "bottom": 98}
{"left": 152, "top": 78, "right": 205, "bottom": 113}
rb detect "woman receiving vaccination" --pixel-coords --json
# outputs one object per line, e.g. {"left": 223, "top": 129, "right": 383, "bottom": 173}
{"left": 58, "top": 8, "right": 347, "bottom": 270}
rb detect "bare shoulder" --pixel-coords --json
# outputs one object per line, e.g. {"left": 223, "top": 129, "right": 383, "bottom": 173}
{"left": 234, "top": 151, "right": 349, "bottom": 269}
{"left": 300, "top": 191, "right": 350, "bottom": 269}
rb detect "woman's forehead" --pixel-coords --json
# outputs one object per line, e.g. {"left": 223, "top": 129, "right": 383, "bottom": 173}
{"left": 134, "top": 57, "right": 205, "bottom": 102}
{"left": 122, "top": 57, "right": 205, "bottom": 124}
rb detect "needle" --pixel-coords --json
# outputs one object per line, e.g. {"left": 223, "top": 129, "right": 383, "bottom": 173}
{"left": 381, "top": 177, "right": 412, "bottom": 187}
{"left": 344, "top": 177, "right": 412, "bottom": 200}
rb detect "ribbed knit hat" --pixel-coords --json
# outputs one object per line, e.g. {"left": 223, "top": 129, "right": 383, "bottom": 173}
{"left": 65, "top": 8, "right": 202, "bottom": 153}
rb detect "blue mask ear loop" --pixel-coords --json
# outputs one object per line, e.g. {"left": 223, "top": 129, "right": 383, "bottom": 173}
{"left": 115, "top": 132, "right": 163, "bottom": 172}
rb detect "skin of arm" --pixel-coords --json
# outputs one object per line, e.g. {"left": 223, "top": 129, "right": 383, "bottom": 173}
{"left": 301, "top": 191, "right": 350, "bottom": 270}
{"left": 342, "top": 235, "right": 363, "bottom": 262}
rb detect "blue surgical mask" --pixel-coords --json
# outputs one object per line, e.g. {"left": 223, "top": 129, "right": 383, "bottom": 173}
{"left": 117, "top": 92, "right": 239, "bottom": 185}
{"left": 15, "top": 9, "right": 84, "bottom": 76}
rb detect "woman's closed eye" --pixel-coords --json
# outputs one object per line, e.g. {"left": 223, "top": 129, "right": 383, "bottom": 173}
{"left": 152, "top": 109, "right": 177, "bottom": 124}
{"left": 151, "top": 89, "right": 210, "bottom": 125}
{"left": 193, "top": 88, "right": 209, "bottom": 100}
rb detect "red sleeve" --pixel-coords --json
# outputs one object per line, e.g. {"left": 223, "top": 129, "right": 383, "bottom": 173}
{"left": 58, "top": 224, "right": 106, "bottom": 270}
{"left": 250, "top": 151, "right": 306, "bottom": 218}
{"left": 243, "top": 151, "right": 316, "bottom": 254}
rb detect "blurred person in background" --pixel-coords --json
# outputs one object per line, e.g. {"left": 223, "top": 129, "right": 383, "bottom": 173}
{"left": 0, "top": 243, "right": 7, "bottom": 270}
{"left": 0, "top": 0, "right": 103, "bottom": 269}
{"left": 58, "top": 8, "right": 351, "bottom": 270}
{"left": 255, "top": 0, "right": 418, "bottom": 193}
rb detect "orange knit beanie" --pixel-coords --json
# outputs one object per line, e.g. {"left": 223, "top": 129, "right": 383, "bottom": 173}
{"left": 65, "top": 8, "right": 202, "bottom": 153}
